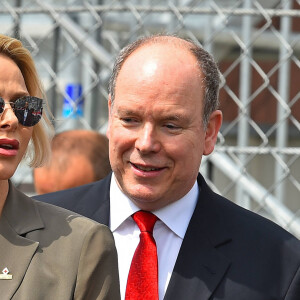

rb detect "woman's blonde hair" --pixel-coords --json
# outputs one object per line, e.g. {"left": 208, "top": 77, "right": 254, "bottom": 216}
{"left": 0, "top": 34, "right": 53, "bottom": 167}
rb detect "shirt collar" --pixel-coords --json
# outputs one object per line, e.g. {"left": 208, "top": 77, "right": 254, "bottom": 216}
{"left": 110, "top": 174, "right": 140, "bottom": 231}
{"left": 110, "top": 173, "right": 199, "bottom": 239}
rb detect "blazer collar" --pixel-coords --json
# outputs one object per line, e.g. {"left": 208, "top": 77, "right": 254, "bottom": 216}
{"left": 0, "top": 181, "right": 43, "bottom": 298}
{"left": 2, "top": 180, "right": 44, "bottom": 235}
{"left": 164, "top": 174, "right": 232, "bottom": 300}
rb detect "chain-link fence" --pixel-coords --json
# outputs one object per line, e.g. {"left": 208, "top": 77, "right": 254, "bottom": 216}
{"left": 1, "top": 0, "right": 299, "bottom": 237}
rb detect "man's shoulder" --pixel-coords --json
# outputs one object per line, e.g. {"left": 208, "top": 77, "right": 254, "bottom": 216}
{"left": 33, "top": 174, "right": 112, "bottom": 220}
{"left": 219, "top": 194, "right": 298, "bottom": 242}
{"left": 197, "top": 173, "right": 300, "bottom": 244}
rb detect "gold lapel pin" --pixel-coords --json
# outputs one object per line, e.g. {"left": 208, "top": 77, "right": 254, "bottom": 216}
{"left": 0, "top": 267, "right": 13, "bottom": 280}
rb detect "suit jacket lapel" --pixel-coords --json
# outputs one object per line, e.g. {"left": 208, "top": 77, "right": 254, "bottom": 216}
{"left": 0, "top": 181, "right": 44, "bottom": 299}
{"left": 104, "top": 173, "right": 231, "bottom": 299}
{"left": 91, "top": 174, "right": 112, "bottom": 226}
{"left": 164, "top": 174, "right": 232, "bottom": 300}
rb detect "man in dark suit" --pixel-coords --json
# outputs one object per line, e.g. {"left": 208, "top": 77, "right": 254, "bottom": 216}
{"left": 35, "top": 34, "right": 300, "bottom": 300}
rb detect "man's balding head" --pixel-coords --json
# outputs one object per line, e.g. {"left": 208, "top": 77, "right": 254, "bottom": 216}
{"left": 34, "top": 129, "right": 111, "bottom": 194}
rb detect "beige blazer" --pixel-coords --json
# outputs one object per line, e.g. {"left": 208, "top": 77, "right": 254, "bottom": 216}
{"left": 0, "top": 182, "right": 120, "bottom": 300}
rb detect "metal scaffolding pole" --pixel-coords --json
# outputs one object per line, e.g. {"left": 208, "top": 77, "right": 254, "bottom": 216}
{"left": 202, "top": 0, "right": 214, "bottom": 181}
{"left": 208, "top": 152, "right": 300, "bottom": 239}
{"left": 275, "top": 0, "right": 292, "bottom": 203}
{"left": 49, "top": 25, "right": 60, "bottom": 121}
{"left": 36, "top": 0, "right": 113, "bottom": 69}
{"left": 235, "top": 0, "right": 252, "bottom": 208}
{"left": 80, "top": 4, "right": 97, "bottom": 129}
{"left": 13, "top": 0, "right": 22, "bottom": 39}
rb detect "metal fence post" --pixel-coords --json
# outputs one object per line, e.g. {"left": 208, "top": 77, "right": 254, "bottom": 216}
{"left": 275, "top": 0, "right": 292, "bottom": 203}
{"left": 236, "top": 0, "right": 252, "bottom": 209}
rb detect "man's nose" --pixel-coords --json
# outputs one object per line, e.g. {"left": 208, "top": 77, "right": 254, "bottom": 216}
{"left": 135, "top": 124, "right": 161, "bottom": 154}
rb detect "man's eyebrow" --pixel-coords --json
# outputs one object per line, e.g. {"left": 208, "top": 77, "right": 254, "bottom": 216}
{"left": 116, "top": 108, "right": 190, "bottom": 122}
{"left": 116, "top": 108, "right": 138, "bottom": 115}
{"left": 160, "top": 113, "right": 190, "bottom": 123}
{"left": 163, "top": 115, "right": 181, "bottom": 121}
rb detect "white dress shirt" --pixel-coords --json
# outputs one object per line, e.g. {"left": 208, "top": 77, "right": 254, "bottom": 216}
{"left": 110, "top": 173, "right": 199, "bottom": 300}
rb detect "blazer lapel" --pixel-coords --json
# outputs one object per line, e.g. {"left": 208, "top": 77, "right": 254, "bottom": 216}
{"left": 0, "top": 182, "right": 44, "bottom": 299}
{"left": 164, "top": 174, "right": 232, "bottom": 300}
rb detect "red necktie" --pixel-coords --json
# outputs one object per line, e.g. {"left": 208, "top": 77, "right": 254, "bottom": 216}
{"left": 125, "top": 211, "right": 159, "bottom": 300}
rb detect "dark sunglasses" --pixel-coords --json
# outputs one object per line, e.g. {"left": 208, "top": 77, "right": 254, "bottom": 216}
{"left": 0, "top": 96, "right": 43, "bottom": 127}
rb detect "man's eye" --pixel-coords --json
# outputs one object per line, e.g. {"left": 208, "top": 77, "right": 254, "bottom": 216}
{"left": 121, "top": 117, "right": 137, "bottom": 123}
{"left": 122, "top": 118, "right": 132, "bottom": 122}
{"left": 165, "top": 123, "right": 180, "bottom": 130}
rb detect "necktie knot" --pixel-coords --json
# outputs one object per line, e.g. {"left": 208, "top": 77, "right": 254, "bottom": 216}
{"left": 132, "top": 210, "right": 158, "bottom": 233}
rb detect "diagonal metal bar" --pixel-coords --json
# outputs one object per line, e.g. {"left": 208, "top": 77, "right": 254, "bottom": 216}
{"left": 207, "top": 152, "right": 300, "bottom": 238}
{"left": 36, "top": 0, "right": 113, "bottom": 69}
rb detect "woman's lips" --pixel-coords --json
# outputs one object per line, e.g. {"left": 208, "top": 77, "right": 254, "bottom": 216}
{"left": 0, "top": 139, "right": 19, "bottom": 156}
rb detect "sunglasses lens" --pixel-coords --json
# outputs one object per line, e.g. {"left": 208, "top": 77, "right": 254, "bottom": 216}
{"left": 14, "top": 96, "right": 43, "bottom": 127}
{"left": 0, "top": 98, "right": 4, "bottom": 114}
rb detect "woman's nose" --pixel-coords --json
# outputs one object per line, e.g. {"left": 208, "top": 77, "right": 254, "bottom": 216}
{"left": 0, "top": 104, "right": 18, "bottom": 131}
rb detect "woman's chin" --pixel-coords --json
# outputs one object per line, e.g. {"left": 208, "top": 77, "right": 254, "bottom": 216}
{"left": 0, "top": 166, "right": 17, "bottom": 181}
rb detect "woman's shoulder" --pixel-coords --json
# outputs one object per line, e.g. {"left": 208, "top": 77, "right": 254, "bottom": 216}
{"left": 28, "top": 198, "right": 115, "bottom": 255}
{"left": 33, "top": 198, "right": 109, "bottom": 232}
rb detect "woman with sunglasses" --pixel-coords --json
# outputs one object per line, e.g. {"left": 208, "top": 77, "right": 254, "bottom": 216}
{"left": 0, "top": 35, "right": 120, "bottom": 299}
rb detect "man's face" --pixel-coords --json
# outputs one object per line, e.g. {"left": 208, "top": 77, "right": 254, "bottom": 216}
{"left": 107, "top": 43, "right": 221, "bottom": 210}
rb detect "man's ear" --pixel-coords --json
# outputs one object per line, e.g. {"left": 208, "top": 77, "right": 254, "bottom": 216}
{"left": 106, "top": 95, "right": 112, "bottom": 139}
{"left": 203, "top": 110, "right": 222, "bottom": 155}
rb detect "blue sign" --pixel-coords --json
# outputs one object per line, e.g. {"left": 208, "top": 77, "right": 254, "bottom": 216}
{"left": 62, "top": 83, "right": 84, "bottom": 118}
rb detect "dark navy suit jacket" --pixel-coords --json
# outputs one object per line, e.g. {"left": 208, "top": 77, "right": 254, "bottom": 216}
{"left": 35, "top": 173, "right": 300, "bottom": 299}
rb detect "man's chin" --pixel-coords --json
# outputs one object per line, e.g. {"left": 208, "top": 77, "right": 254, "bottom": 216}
{"left": 126, "top": 188, "right": 164, "bottom": 211}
